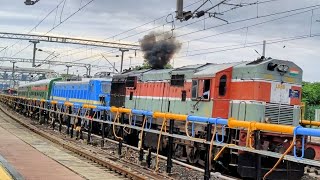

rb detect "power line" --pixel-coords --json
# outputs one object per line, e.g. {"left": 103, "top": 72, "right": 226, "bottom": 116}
{"left": 176, "top": 33, "right": 320, "bottom": 58}
{"left": 11, "top": 0, "right": 95, "bottom": 58}
{"left": 179, "top": 6, "right": 320, "bottom": 53}
{"left": 78, "top": 3, "right": 319, "bottom": 62}
{"left": 63, "top": 0, "right": 281, "bottom": 63}
{"left": 53, "top": 0, "right": 205, "bottom": 60}
{"left": 176, "top": 4, "right": 320, "bottom": 38}
{"left": 7, "top": 0, "right": 65, "bottom": 53}
{"left": 220, "top": 0, "right": 282, "bottom": 14}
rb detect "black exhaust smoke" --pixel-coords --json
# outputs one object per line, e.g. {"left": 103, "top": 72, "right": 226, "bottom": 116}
{"left": 140, "top": 31, "right": 181, "bottom": 69}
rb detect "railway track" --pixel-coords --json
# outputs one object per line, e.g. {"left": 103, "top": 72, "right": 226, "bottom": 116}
{"left": 0, "top": 103, "right": 170, "bottom": 180}
{"left": 304, "top": 166, "right": 320, "bottom": 179}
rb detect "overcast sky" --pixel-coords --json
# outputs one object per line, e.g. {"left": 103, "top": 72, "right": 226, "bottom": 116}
{"left": 0, "top": 0, "right": 319, "bottom": 81}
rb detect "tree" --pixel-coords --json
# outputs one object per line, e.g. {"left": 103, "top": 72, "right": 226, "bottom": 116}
{"left": 302, "top": 81, "right": 320, "bottom": 120}
{"left": 133, "top": 61, "right": 173, "bottom": 70}
{"left": 302, "top": 81, "right": 320, "bottom": 106}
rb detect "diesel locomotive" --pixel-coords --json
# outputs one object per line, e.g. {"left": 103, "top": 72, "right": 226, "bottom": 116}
{"left": 110, "top": 57, "right": 304, "bottom": 179}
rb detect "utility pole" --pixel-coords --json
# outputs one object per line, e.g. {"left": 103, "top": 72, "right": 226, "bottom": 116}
{"left": 66, "top": 65, "right": 72, "bottom": 75}
{"left": 11, "top": 61, "right": 16, "bottom": 88}
{"left": 119, "top": 48, "right": 129, "bottom": 72}
{"left": 29, "top": 40, "right": 40, "bottom": 67}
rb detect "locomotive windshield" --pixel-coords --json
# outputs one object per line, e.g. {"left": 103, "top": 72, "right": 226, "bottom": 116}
{"left": 101, "top": 82, "right": 111, "bottom": 93}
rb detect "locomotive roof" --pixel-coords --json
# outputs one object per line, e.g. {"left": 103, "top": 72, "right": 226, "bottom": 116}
{"left": 19, "top": 77, "right": 61, "bottom": 88}
{"left": 112, "top": 58, "right": 302, "bottom": 83}
{"left": 193, "top": 62, "right": 246, "bottom": 78}
{"left": 232, "top": 58, "right": 303, "bottom": 84}
{"left": 173, "top": 64, "right": 205, "bottom": 71}
{"left": 54, "top": 78, "right": 112, "bottom": 85}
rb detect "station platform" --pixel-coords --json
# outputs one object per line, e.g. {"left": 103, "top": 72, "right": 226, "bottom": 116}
{"left": 0, "top": 164, "right": 13, "bottom": 180}
{"left": 0, "top": 124, "right": 83, "bottom": 180}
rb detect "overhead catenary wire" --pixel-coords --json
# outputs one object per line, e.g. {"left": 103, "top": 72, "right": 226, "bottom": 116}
{"left": 77, "top": 3, "right": 320, "bottom": 63}
{"left": 67, "top": 0, "right": 286, "bottom": 64}
{"left": 11, "top": 0, "right": 95, "bottom": 58}
{"left": 6, "top": 0, "right": 65, "bottom": 53}
{"left": 179, "top": 5, "right": 320, "bottom": 53}
{"left": 176, "top": 4, "right": 320, "bottom": 38}
{"left": 176, "top": 32, "right": 320, "bottom": 58}
{"left": 58, "top": 0, "right": 269, "bottom": 61}
{"left": 52, "top": 1, "right": 206, "bottom": 63}
{"left": 53, "top": 0, "right": 205, "bottom": 60}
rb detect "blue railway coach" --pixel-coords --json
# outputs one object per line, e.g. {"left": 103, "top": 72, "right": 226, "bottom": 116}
{"left": 50, "top": 78, "right": 112, "bottom": 106}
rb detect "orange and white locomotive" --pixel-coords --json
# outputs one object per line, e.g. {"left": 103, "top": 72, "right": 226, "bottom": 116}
{"left": 110, "top": 57, "right": 304, "bottom": 179}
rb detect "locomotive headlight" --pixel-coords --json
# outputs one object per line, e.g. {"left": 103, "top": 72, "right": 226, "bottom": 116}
{"left": 277, "top": 64, "right": 289, "bottom": 73}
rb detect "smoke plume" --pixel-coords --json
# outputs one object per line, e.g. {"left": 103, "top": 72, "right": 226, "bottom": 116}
{"left": 140, "top": 32, "right": 181, "bottom": 69}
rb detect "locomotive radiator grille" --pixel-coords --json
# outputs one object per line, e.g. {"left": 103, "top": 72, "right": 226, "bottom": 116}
{"left": 265, "top": 103, "right": 294, "bottom": 125}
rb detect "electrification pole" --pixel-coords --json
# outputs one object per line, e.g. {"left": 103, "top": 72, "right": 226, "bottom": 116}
{"left": 29, "top": 40, "right": 40, "bottom": 67}
{"left": 66, "top": 65, "right": 72, "bottom": 75}
{"left": 119, "top": 48, "right": 129, "bottom": 72}
{"left": 11, "top": 61, "right": 16, "bottom": 88}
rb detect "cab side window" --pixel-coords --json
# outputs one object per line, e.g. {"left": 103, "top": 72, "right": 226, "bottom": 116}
{"left": 191, "top": 80, "right": 198, "bottom": 99}
{"left": 191, "top": 79, "right": 211, "bottom": 100}
{"left": 219, "top": 75, "right": 227, "bottom": 96}
{"left": 202, "top": 79, "right": 210, "bottom": 100}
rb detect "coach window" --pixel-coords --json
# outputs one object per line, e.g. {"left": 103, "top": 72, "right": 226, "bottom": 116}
{"left": 191, "top": 80, "right": 198, "bottom": 99}
{"left": 219, "top": 75, "right": 227, "bottom": 96}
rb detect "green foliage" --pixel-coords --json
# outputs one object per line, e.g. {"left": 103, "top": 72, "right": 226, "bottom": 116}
{"left": 302, "top": 82, "right": 320, "bottom": 106}
{"left": 302, "top": 81, "right": 320, "bottom": 120}
{"left": 133, "top": 61, "right": 173, "bottom": 70}
{"left": 305, "top": 104, "right": 320, "bottom": 120}
{"left": 60, "top": 73, "right": 75, "bottom": 80}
